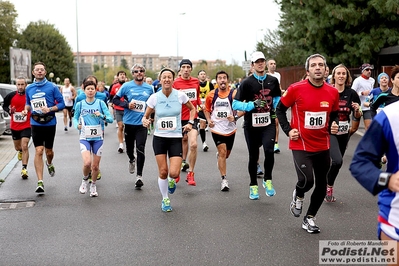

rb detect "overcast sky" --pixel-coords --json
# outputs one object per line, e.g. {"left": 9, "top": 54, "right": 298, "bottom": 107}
{"left": 11, "top": 0, "right": 281, "bottom": 65}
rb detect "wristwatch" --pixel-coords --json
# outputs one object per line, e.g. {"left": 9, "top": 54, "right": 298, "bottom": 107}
{"left": 188, "top": 120, "right": 195, "bottom": 125}
{"left": 378, "top": 172, "right": 392, "bottom": 187}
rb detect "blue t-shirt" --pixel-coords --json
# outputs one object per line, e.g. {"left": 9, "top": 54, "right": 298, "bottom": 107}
{"left": 369, "top": 87, "right": 392, "bottom": 102}
{"left": 74, "top": 91, "right": 108, "bottom": 109}
{"left": 26, "top": 78, "right": 65, "bottom": 126}
{"left": 116, "top": 81, "right": 154, "bottom": 125}
{"left": 73, "top": 99, "right": 113, "bottom": 140}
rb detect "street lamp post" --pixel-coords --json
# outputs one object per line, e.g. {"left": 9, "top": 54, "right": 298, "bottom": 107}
{"left": 49, "top": 72, "right": 54, "bottom": 83}
{"left": 56, "top": 77, "right": 60, "bottom": 84}
{"left": 176, "top": 12, "right": 186, "bottom": 69}
{"left": 103, "top": 64, "right": 108, "bottom": 84}
{"left": 76, "top": 0, "right": 81, "bottom": 86}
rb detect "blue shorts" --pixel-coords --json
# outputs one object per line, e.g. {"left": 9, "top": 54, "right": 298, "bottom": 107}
{"left": 79, "top": 139, "right": 103, "bottom": 156}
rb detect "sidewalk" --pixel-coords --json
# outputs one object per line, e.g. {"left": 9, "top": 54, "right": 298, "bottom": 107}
{"left": 0, "top": 134, "right": 18, "bottom": 180}
{"left": 0, "top": 120, "right": 366, "bottom": 181}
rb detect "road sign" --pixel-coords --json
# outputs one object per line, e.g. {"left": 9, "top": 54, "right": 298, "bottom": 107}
{"left": 242, "top": 60, "right": 251, "bottom": 72}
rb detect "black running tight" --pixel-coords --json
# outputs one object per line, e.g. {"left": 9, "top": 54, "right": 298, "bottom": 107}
{"left": 124, "top": 124, "right": 148, "bottom": 176}
{"left": 292, "top": 149, "right": 331, "bottom": 217}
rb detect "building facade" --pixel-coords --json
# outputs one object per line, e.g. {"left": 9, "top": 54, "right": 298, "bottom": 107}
{"left": 73, "top": 51, "right": 226, "bottom": 72}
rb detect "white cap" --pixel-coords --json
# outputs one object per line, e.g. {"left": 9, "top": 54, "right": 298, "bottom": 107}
{"left": 251, "top": 51, "right": 266, "bottom": 62}
{"left": 211, "top": 79, "right": 216, "bottom": 84}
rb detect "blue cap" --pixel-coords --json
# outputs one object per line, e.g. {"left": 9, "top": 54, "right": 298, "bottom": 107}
{"left": 377, "top": 72, "right": 389, "bottom": 84}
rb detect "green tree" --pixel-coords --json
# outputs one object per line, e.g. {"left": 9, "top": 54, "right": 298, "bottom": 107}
{"left": 121, "top": 58, "right": 128, "bottom": 69}
{"left": 274, "top": 0, "right": 399, "bottom": 67}
{"left": 17, "top": 21, "right": 75, "bottom": 83}
{"left": 256, "top": 29, "right": 294, "bottom": 68}
{"left": 0, "top": 1, "right": 19, "bottom": 83}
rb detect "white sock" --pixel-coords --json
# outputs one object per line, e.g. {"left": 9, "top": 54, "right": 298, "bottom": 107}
{"left": 158, "top": 177, "right": 168, "bottom": 199}
{"left": 119, "top": 143, "right": 123, "bottom": 149}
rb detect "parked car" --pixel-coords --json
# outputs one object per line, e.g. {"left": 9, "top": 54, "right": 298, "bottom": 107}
{"left": 0, "top": 95, "right": 7, "bottom": 136}
{"left": 0, "top": 83, "right": 17, "bottom": 135}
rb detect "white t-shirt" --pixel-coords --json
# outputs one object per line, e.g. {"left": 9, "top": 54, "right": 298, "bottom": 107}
{"left": 351, "top": 76, "right": 375, "bottom": 111}
{"left": 268, "top": 71, "right": 281, "bottom": 83}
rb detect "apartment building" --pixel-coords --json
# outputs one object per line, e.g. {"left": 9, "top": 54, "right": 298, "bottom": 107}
{"left": 73, "top": 51, "right": 226, "bottom": 72}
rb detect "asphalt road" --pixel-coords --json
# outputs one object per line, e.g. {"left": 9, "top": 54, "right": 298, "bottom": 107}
{"left": 0, "top": 113, "right": 378, "bottom": 266}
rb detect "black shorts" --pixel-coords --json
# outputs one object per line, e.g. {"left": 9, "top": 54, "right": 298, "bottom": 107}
{"left": 181, "top": 119, "right": 199, "bottom": 131}
{"left": 31, "top": 125, "right": 56, "bottom": 149}
{"left": 211, "top": 132, "right": 236, "bottom": 151}
{"left": 197, "top": 110, "right": 206, "bottom": 121}
{"left": 64, "top": 106, "right": 73, "bottom": 112}
{"left": 153, "top": 136, "right": 182, "bottom": 157}
{"left": 11, "top": 128, "right": 31, "bottom": 141}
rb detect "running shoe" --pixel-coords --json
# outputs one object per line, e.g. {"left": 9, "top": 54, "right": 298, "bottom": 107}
{"left": 69, "top": 121, "right": 72, "bottom": 127}
{"left": 97, "top": 171, "right": 101, "bottom": 180}
{"left": 46, "top": 160, "right": 55, "bottom": 177}
{"left": 249, "top": 185, "right": 259, "bottom": 200}
{"left": 64, "top": 127, "right": 68, "bottom": 131}
{"left": 263, "top": 180, "right": 276, "bottom": 197}
{"left": 129, "top": 160, "right": 136, "bottom": 174}
{"left": 186, "top": 171, "right": 196, "bottom": 186}
{"left": 161, "top": 198, "right": 172, "bottom": 212}
{"left": 221, "top": 179, "right": 229, "bottom": 191}
{"left": 21, "top": 168, "right": 28, "bottom": 179}
{"left": 168, "top": 178, "right": 176, "bottom": 194}
{"left": 256, "top": 164, "right": 263, "bottom": 176}
{"left": 274, "top": 143, "right": 280, "bottom": 153}
{"left": 79, "top": 178, "right": 89, "bottom": 194}
{"left": 135, "top": 176, "right": 144, "bottom": 189}
{"left": 175, "top": 175, "right": 180, "bottom": 184}
{"left": 17, "top": 151, "right": 22, "bottom": 161}
{"left": 202, "top": 142, "right": 209, "bottom": 152}
{"left": 290, "top": 189, "right": 303, "bottom": 217}
{"left": 181, "top": 161, "right": 189, "bottom": 172}
{"left": 302, "top": 215, "right": 320, "bottom": 234}
{"left": 35, "top": 181, "right": 44, "bottom": 193}
{"left": 90, "top": 183, "right": 98, "bottom": 197}
{"left": 324, "top": 186, "right": 336, "bottom": 202}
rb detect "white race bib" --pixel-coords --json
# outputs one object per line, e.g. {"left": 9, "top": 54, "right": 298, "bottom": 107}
{"left": 304, "top": 111, "right": 326, "bottom": 129}
{"left": 182, "top": 88, "right": 197, "bottom": 100}
{"left": 252, "top": 112, "right": 271, "bottom": 127}
{"left": 130, "top": 99, "right": 146, "bottom": 113}
{"left": 12, "top": 112, "right": 27, "bottom": 123}
{"left": 157, "top": 117, "right": 177, "bottom": 131}
{"left": 85, "top": 125, "right": 102, "bottom": 139}
{"left": 337, "top": 120, "right": 349, "bottom": 135}
{"left": 30, "top": 98, "right": 47, "bottom": 112}
{"left": 214, "top": 106, "right": 231, "bottom": 120}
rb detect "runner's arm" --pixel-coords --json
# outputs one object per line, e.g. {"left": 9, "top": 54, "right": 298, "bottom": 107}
{"left": 275, "top": 101, "right": 292, "bottom": 136}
